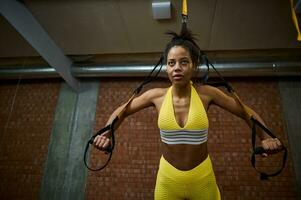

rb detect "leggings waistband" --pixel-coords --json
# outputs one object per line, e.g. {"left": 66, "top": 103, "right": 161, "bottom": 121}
{"left": 158, "top": 155, "right": 214, "bottom": 183}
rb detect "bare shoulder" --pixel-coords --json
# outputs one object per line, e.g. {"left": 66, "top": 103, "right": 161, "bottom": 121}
{"left": 194, "top": 84, "right": 228, "bottom": 109}
{"left": 141, "top": 87, "right": 168, "bottom": 111}
{"left": 123, "top": 87, "right": 168, "bottom": 116}
{"left": 142, "top": 87, "right": 168, "bottom": 100}
{"left": 194, "top": 84, "right": 221, "bottom": 97}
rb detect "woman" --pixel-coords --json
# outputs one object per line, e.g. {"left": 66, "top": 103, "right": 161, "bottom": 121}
{"left": 93, "top": 30, "right": 282, "bottom": 200}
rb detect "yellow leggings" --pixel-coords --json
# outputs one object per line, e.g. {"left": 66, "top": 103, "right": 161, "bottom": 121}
{"left": 154, "top": 155, "right": 221, "bottom": 200}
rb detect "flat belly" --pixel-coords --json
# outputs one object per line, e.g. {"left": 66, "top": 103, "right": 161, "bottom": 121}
{"left": 162, "top": 142, "right": 208, "bottom": 171}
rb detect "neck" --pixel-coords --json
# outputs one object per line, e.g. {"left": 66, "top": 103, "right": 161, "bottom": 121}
{"left": 172, "top": 82, "right": 191, "bottom": 98}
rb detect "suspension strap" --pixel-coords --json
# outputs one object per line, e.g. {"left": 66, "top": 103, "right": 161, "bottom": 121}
{"left": 251, "top": 117, "right": 288, "bottom": 180}
{"left": 181, "top": 0, "right": 188, "bottom": 31}
{"left": 182, "top": 0, "right": 188, "bottom": 20}
{"left": 201, "top": 54, "right": 287, "bottom": 180}
{"left": 84, "top": 0, "right": 187, "bottom": 171}
{"left": 84, "top": 56, "right": 164, "bottom": 171}
{"left": 290, "top": 0, "right": 301, "bottom": 41}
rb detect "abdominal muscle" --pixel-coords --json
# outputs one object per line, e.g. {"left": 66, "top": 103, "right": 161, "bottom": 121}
{"left": 162, "top": 142, "right": 208, "bottom": 171}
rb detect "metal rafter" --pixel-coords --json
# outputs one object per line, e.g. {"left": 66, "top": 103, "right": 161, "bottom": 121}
{"left": 0, "top": 0, "right": 80, "bottom": 92}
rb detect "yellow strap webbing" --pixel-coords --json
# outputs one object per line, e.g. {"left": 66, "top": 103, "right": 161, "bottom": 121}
{"left": 182, "top": 0, "right": 188, "bottom": 16}
{"left": 290, "top": 0, "right": 301, "bottom": 41}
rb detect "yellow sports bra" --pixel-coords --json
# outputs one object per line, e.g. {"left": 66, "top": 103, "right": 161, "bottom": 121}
{"left": 158, "top": 84, "right": 209, "bottom": 145}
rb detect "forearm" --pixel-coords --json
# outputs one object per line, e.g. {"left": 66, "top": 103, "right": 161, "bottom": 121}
{"left": 103, "top": 88, "right": 155, "bottom": 133}
{"left": 244, "top": 106, "right": 270, "bottom": 140}
{"left": 210, "top": 86, "right": 272, "bottom": 141}
{"left": 93, "top": 104, "right": 129, "bottom": 150}
{"left": 105, "top": 104, "right": 128, "bottom": 132}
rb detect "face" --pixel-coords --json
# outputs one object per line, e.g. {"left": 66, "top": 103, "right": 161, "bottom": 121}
{"left": 166, "top": 46, "right": 195, "bottom": 86}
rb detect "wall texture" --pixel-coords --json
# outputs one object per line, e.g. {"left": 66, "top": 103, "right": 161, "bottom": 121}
{"left": 0, "top": 77, "right": 298, "bottom": 200}
{"left": 0, "top": 79, "right": 60, "bottom": 199}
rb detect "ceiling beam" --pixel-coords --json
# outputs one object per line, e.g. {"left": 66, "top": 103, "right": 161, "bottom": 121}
{"left": 0, "top": 0, "right": 80, "bottom": 92}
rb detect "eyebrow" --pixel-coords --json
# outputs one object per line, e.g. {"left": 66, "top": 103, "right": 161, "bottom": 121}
{"left": 167, "top": 57, "right": 190, "bottom": 61}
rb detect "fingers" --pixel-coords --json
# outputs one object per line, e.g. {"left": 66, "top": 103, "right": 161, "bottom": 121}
{"left": 275, "top": 138, "right": 282, "bottom": 147}
{"left": 262, "top": 153, "right": 268, "bottom": 157}
{"left": 261, "top": 138, "right": 283, "bottom": 155}
{"left": 93, "top": 135, "right": 111, "bottom": 152}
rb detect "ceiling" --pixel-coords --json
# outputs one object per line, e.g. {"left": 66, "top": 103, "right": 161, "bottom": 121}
{"left": 0, "top": 0, "right": 301, "bottom": 60}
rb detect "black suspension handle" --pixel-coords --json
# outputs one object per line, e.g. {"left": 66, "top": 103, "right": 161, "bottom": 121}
{"left": 250, "top": 118, "right": 287, "bottom": 180}
{"left": 87, "top": 124, "right": 113, "bottom": 153}
{"left": 254, "top": 146, "right": 266, "bottom": 155}
{"left": 84, "top": 118, "right": 118, "bottom": 171}
{"left": 83, "top": 56, "right": 164, "bottom": 172}
{"left": 253, "top": 146, "right": 286, "bottom": 155}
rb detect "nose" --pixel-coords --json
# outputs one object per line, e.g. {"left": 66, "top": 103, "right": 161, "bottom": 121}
{"left": 174, "top": 61, "right": 181, "bottom": 71}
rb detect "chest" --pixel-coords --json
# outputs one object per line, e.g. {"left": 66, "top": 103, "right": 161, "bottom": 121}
{"left": 157, "top": 87, "right": 209, "bottom": 130}
{"left": 172, "top": 98, "right": 191, "bottom": 128}
{"left": 172, "top": 95, "right": 209, "bottom": 129}
{"left": 173, "top": 94, "right": 211, "bottom": 125}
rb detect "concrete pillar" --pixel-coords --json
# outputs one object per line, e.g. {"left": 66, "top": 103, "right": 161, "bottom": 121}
{"left": 40, "top": 81, "right": 99, "bottom": 200}
{"left": 279, "top": 78, "right": 301, "bottom": 200}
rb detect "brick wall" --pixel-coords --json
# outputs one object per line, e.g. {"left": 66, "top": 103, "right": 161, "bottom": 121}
{"left": 0, "top": 77, "right": 297, "bottom": 199}
{"left": 86, "top": 78, "right": 298, "bottom": 200}
{"left": 0, "top": 79, "right": 61, "bottom": 200}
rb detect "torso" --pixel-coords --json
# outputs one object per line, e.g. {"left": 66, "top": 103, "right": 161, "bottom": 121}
{"left": 152, "top": 84, "right": 212, "bottom": 170}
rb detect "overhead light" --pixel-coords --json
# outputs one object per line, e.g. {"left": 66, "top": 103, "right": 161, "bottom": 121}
{"left": 152, "top": 1, "right": 171, "bottom": 20}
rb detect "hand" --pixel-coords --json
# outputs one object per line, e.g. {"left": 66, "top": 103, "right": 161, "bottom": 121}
{"left": 261, "top": 137, "right": 283, "bottom": 156}
{"left": 93, "top": 131, "right": 112, "bottom": 152}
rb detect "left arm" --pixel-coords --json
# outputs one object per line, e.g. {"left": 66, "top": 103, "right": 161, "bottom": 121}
{"left": 203, "top": 85, "right": 282, "bottom": 153}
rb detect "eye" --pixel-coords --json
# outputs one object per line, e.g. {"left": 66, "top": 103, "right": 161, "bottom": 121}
{"left": 181, "top": 60, "right": 189, "bottom": 65}
{"left": 168, "top": 61, "right": 175, "bottom": 66}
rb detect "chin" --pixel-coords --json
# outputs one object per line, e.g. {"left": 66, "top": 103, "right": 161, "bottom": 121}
{"left": 172, "top": 80, "right": 190, "bottom": 87}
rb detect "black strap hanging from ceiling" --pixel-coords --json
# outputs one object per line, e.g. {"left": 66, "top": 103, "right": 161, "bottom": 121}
{"left": 204, "top": 62, "right": 288, "bottom": 180}
{"left": 84, "top": 55, "right": 164, "bottom": 171}
{"left": 182, "top": 0, "right": 287, "bottom": 180}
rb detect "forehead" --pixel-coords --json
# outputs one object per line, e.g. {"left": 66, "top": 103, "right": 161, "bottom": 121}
{"left": 167, "top": 46, "right": 191, "bottom": 59}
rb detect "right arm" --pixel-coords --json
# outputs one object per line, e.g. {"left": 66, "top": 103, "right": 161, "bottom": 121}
{"left": 93, "top": 88, "right": 164, "bottom": 151}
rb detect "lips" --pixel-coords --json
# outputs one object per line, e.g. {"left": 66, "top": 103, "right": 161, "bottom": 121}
{"left": 172, "top": 74, "right": 184, "bottom": 80}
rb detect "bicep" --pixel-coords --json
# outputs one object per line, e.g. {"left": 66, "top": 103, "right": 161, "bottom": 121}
{"left": 123, "top": 90, "right": 156, "bottom": 117}
{"left": 210, "top": 87, "right": 245, "bottom": 119}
